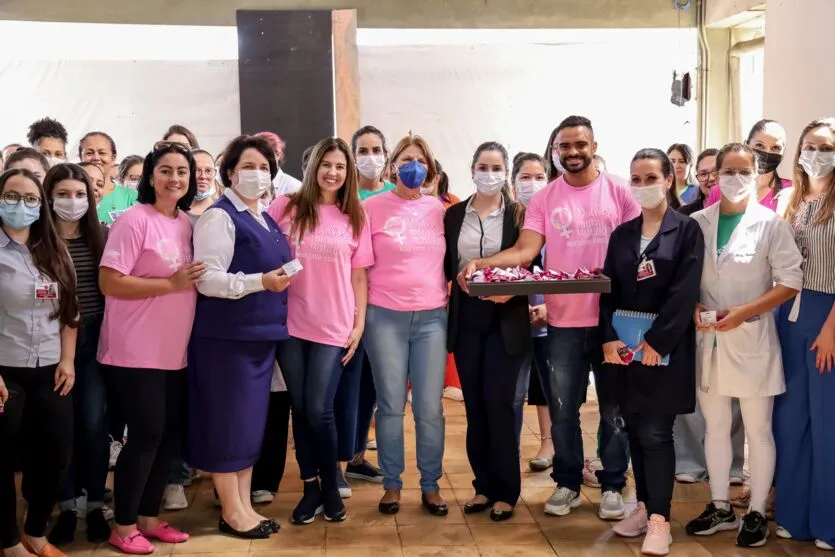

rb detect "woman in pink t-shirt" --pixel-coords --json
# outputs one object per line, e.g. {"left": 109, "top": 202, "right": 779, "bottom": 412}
{"left": 706, "top": 119, "right": 792, "bottom": 212}
{"left": 267, "top": 137, "right": 373, "bottom": 525}
{"left": 97, "top": 142, "right": 206, "bottom": 554}
{"left": 361, "top": 135, "right": 450, "bottom": 517}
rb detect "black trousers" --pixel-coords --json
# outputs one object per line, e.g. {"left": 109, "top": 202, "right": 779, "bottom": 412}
{"left": 103, "top": 365, "right": 186, "bottom": 526}
{"left": 252, "top": 391, "right": 291, "bottom": 493}
{"left": 454, "top": 321, "right": 525, "bottom": 506}
{"left": 624, "top": 413, "right": 676, "bottom": 520}
{"left": 0, "top": 365, "right": 73, "bottom": 548}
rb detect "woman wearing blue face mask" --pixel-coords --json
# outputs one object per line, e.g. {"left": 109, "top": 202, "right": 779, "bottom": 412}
{"left": 443, "top": 142, "right": 529, "bottom": 521}
{"left": 362, "top": 134, "right": 450, "bottom": 517}
{"left": 0, "top": 168, "right": 80, "bottom": 557}
{"left": 187, "top": 150, "right": 220, "bottom": 223}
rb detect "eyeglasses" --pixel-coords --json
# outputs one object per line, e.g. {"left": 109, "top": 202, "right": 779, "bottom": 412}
{"left": 153, "top": 141, "right": 192, "bottom": 155}
{"left": 695, "top": 170, "right": 716, "bottom": 182}
{"left": 196, "top": 168, "right": 216, "bottom": 177}
{"left": 2, "top": 191, "right": 42, "bottom": 208}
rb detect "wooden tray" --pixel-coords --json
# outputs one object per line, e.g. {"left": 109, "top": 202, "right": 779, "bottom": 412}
{"left": 467, "top": 276, "right": 611, "bottom": 296}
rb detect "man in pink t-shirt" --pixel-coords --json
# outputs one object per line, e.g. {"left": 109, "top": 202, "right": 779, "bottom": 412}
{"left": 459, "top": 116, "right": 640, "bottom": 520}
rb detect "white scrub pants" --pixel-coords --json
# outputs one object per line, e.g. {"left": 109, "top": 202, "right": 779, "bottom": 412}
{"left": 697, "top": 389, "right": 775, "bottom": 515}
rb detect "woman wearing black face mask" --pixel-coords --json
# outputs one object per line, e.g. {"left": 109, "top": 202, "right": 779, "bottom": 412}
{"left": 705, "top": 120, "right": 792, "bottom": 212}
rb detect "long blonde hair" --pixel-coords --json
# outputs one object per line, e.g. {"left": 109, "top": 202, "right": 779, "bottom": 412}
{"left": 785, "top": 118, "right": 835, "bottom": 224}
{"left": 281, "top": 137, "right": 364, "bottom": 242}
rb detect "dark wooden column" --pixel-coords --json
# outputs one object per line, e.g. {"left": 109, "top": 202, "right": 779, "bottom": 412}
{"left": 236, "top": 9, "right": 359, "bottom": 174}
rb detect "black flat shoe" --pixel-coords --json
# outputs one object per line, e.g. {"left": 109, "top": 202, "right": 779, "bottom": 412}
{"left": 323, "top": 489, "right": 347, "bottom": 522}
{"left": 421, "top": 494, "right": 449, "bottom": 517}
{"left": 463, "top": 500, "right": 493, "bottom": 514}
{"left": 490, "top": 508, "right": 514, "bottom": 522}
{"left": 219, "top": 518, "right": 271, "bottom": 539}
{"left": 260, "top": 519, "right": 280, "bottom": 533}
{"left": 378, "top": 500, "right": 400, "bottom": 515}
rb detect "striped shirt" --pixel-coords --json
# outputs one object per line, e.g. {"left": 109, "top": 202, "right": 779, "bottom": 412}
{"left": 68, "top": 236, "right": 104, "bottom": 317}
{"left": 790, "top": 198, "right": 835, "bottom": 294}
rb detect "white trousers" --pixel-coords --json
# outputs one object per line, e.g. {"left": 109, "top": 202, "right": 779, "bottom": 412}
{"left": 697, "top": 388, "right": 775, "bottom": 514}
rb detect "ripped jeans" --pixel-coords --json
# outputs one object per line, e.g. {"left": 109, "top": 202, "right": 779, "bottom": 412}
{"left": 537, "top": 326, "right": 629, "bottom": 493}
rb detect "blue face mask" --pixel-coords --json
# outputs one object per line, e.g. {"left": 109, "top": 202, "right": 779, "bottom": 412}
{"left": 0, "top": 202, "right": 40, "bottom": 229}
{"left": 398, "top": 160, "right": 428, "bottom": 189}
{"left": 194, "top": 186, "right": 215, "bottom": 201}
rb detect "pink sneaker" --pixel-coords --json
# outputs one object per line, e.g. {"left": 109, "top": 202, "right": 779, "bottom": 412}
{"left": 641, "top": 515, "right": 672, "bottom": 556}
{"left": 139, "top": 522, "right": 190, "bottom": 543}
{"left": 583, "top": 458, "right": 602, "bottom": 488}
{"left": 613, "top": 502, "right": 648, "bottom": 538}
{"left": 108, "top": 530, "right": 155, "bottom": 555}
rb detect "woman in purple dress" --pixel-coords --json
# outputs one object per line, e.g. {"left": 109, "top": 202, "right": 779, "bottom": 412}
{"left": 187, "top": 135, "right": 293, "bottom": 539}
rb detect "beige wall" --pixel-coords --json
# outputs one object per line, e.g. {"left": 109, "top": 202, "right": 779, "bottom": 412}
{"left": 764, "top": 0, "right": 835, "bottom": 169}
{"left": 706, "top": 0, "right": 765, "bottom": 26}
{"left": 0, "top": 0, "right": 694, "bottom": 28}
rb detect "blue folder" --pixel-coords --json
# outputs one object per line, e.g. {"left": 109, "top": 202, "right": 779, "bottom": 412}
{"left": 611, "top": 310, "right": 670, "bottom": 365}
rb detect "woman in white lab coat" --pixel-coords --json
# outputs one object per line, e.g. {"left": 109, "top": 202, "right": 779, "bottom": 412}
{"left": 684, "top": 143, "right": 803, "bottom": 549}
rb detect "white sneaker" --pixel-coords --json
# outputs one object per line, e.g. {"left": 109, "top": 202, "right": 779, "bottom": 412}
{"left": 442, "top": 387, "right": 464, "bottom": 401}
{"left": 544, "top": 486, "right": 581, "bottom": 516}
{"left": 675, "top": 473, "right": 698, "bottom": 484}
{"left": 109, "top": 439, "right": 123, "bottom": 469}
{"left": 367, "top": 438, "right": 377, "bottom": 450}
{"left": 729, "top": 475, "right": 745, "bottom": 486}
{"left": 163, "top": 484, "right": 188, "bottom": 511}
{"left": 775, "top": 526, "right": 792, "bottom": 539}
{"left": 407, "top": 391, "right": 413, "bottom": 404}
{"left": 251, "top": 490, "right": 274, "bottom": 504}
{"left": 816, "top": 540, "right": 835, "bottom": 551}
{"left": 598, "top": 490, "right": 626, "bottom": 521}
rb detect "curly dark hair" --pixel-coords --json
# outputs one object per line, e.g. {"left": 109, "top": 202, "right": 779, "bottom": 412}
{"left": 27, "top": 117, "right": 69, "bottom": 147}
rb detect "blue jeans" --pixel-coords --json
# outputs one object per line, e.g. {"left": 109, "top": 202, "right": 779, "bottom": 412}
{"left": 363, "top": 305, "right": 447, "bottom": 492}
{"left": 277, "top": 337, "right": 344, "bottom": 491}
{"left": 335, "top": 339, "right": 377, "bottom": 461}
{"left": 538, "top": 326, "right": 629, "bottom": 493}
{"left": 58, "top": 313, "right": 109, "bottom": 509}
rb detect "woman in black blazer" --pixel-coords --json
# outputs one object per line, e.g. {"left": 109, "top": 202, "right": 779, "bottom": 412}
{"left": 443, "top": 141, "right": 530, "bottom": 522}
{"left": 598, "top": 148, "right": 704, "bottom": 555}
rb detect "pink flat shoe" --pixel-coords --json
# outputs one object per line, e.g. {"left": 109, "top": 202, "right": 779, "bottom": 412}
{"left": 108, "top": 530, "right": 155, "bottom": 555}
{"left": 139, "top": 522, "right": 190, "bottom": 543}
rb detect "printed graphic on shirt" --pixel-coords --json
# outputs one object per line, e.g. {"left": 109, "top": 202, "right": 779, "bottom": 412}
{"left": 292, "top": 221, "right": 354, "bottom": 264}
{"left": 382, "top": 213, "right": 444, "bottom": 254}
{"left": 549, "top": 206, "right": 618, "bottom": 248}
{"left": 155, "top": 238, "right": 185, "bottom": 271}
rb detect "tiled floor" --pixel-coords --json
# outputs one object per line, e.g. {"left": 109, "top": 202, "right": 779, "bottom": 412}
{"left": 33, "top": 393, "right": 818, "bottom": 556}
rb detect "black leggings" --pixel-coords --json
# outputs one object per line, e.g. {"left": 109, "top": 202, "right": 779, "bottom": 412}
{"left": 0, "top": 365, "right": 73, "bottom": 549}
{"left": 103, "top": 365, "right": 186, "bottom": 526}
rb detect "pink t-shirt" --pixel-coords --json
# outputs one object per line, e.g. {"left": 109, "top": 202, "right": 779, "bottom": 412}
{"left": 705, "top": 178, "right": 792, "bottom": 212}
{"left": 268, "top": 197, "right": 375, "bottom": 347}
{"left": 524, "top": 172, "right": 641, "bottom": 328}
{"left": 362, "top": 191, "right": 448, "bottom": 311}
{"left": 97, "top": 203, "right": 197, "bottom": 370}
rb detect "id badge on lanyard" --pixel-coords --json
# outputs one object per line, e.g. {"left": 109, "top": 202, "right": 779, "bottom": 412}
{"left": 636, "top": 257, "right": 657, "bottom": 281}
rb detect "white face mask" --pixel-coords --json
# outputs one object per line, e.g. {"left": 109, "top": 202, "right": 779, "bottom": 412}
{"left": 123, "top": 179, "right": 139, "bottom": 190}
{"left": 718, "top": 173, "right": 755, "bottom": 203}
{"left": 419, "top": 186, "right": 434, "bottom": 196}
{"left": 235, "top": 169, "right": 272, "bottom": 200}
{"left": 630, "top": 184, "right": 667, "bottom": 209}
{"left": 46, "top": 157, "right": 65, "bottom": 169}
{"left": 515, "top": 178, "right": 548, "bottom": 206}
{"left": 52, "top": 197, "right": 89, "bottom": 222}
{"left": 356, "top": 155, "right": 386, "bottom": 180}
{"left": 473, "top": 171, "right": 505, "bottom": 195}
{"left": 551, "top": 152, "right": 566, "bottom": 174}
{"left": 799, "top": 150, "right": 835, "bottom": 179}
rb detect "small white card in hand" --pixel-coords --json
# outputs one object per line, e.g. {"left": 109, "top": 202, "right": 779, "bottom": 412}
{"left": 700, "top": 310, "right": 717, "bottom": 325}
{"left": 282, "top": 259, "right": 303, "bottom": 277}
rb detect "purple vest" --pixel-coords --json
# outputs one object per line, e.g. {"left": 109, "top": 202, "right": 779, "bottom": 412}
{"left": 192, "top": 196, "right": 291, "bottom": 341}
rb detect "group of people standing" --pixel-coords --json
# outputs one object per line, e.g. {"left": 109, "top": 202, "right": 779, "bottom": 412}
{"left": 0, "top": 113, "right": 832, "bottom": 557}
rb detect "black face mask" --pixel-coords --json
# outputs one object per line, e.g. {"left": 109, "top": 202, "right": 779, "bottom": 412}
{"left": 754, "top": 149, "right": 783, "bottom": 175}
